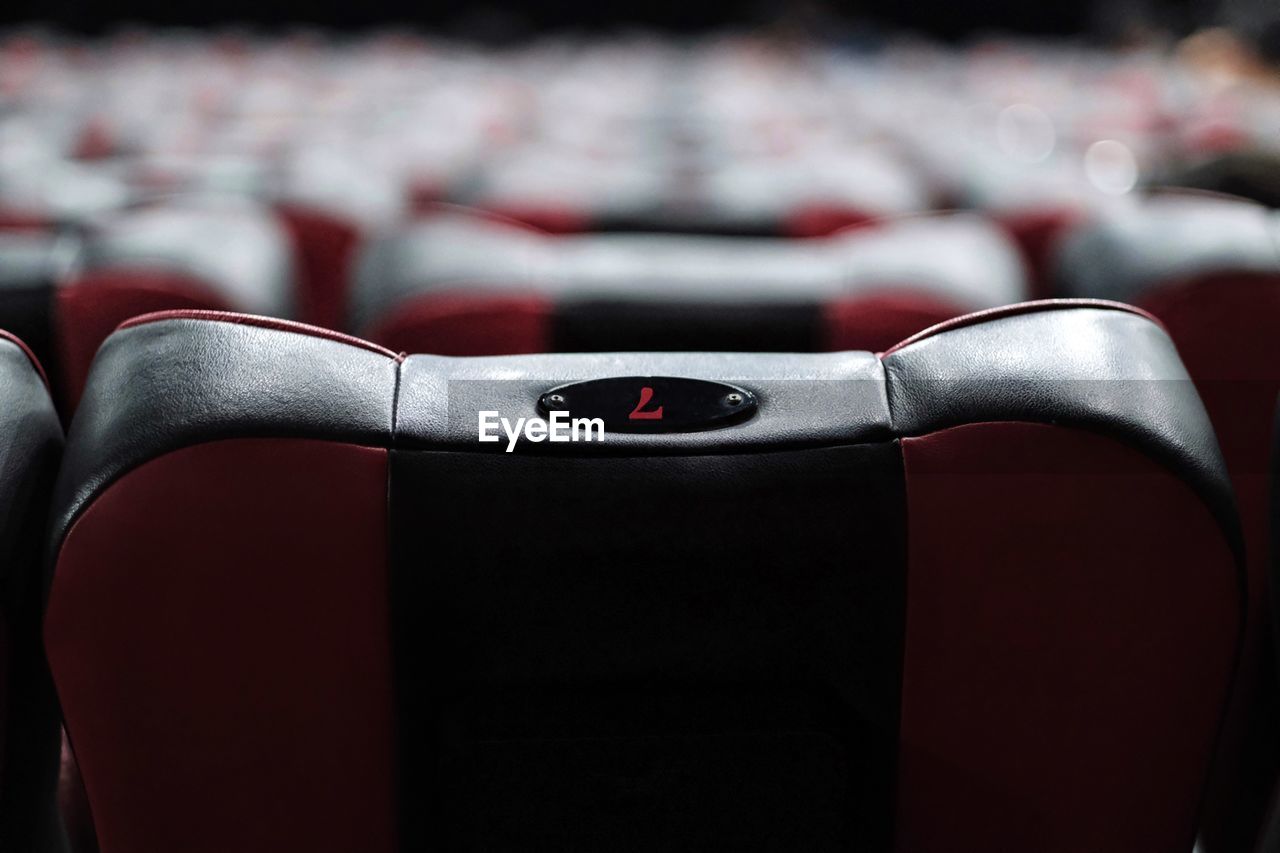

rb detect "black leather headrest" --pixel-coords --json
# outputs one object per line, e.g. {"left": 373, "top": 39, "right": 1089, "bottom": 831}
{"left": 53, "top": 300, "right": 1235, "bottom": 558}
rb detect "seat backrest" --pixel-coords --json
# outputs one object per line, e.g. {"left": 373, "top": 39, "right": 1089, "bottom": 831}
{"left": 1054, "top": 193, "right": 1280, "bottom": 851}
{"left": 465, "top": 144, "right": 929, "bottom": 237}
{"left": 0, "top": 158, "right": 130, "bottom": 229}
{"left": 119, "top": 152, "right": 405, "bottom": 333}
{"left": 45, "top": 301, "right": 1242, "bottom": 853}
{"left": 0, "top": 232, "right": 71, "bottom": 393}
{"left": 0, "top": 331, "right": 65, "bottom": 852}
{"left": 353, "top": 209, "right": 1027, "bottom": 356}
{"left": 33, "top": 199, "right": 296, "bottom": 411}
{"left": 271, "top": 148, "right": 409, "bottom": 331}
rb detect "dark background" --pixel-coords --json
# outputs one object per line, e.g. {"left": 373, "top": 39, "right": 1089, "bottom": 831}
{"left": 0, "top": 0, "right": 1218, "bottom": 42}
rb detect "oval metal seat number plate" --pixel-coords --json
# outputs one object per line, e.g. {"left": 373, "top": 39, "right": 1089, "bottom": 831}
{"left": 538, "top": 377, "right": 757, "bottom": 433}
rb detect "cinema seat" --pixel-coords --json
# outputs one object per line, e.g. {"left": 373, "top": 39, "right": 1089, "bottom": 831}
{"left": 353, "top": 209, "right": 1027, "bottom": 356}
{"left": 0, "top": 232, "right": 70, "bottom": 384}
{"left": 1054, "top": 193, "right": 1280, "bottom": 852}
{"left": 467, "top": 145, "right": 929, "bottom": 237}
{"left": 119, "top": 151, "right": 407, "bottom": 332}
{"left": 0, "top": 158, "right": 131, "bottom": 232}
{"left": 0, "top": 331, "right": 65, "bottom": 852}
{"left": 0, "top": 199, "right": 296, "bottom": 413}
{"left": 46, "top": 301, "right": 1241, "bottom": 853}
{"left": 1170, "top": 151, "right": 1280, "bottom": 211}
{"left": 271, "top": 149, "right": 409, "bottom": 332}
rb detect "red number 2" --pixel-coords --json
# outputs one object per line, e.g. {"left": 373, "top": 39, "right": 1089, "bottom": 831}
{"left": 628, "top": 386, "right": 664, "bottom": 420}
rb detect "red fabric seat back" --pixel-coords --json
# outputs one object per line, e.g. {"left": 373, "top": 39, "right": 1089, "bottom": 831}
{"left": 1054, "top": 195, "right": 1280, "bottom": 850}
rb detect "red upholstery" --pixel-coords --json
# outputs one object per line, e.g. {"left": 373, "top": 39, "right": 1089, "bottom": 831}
{"left": 782, "top": 204, "right": 879, "bottom": 238}
{"left": 54, "top": 271, "right": 230, "bottom": 411}
{"left": 897, "top": 421, "right": 1240, "bottom": 853}
{"left": 72, "top": 119, "right": 115, "bottom": 161}
{"left": 366, "top": 289, "right": 991, "bottom": 358}
{"left": 0, "top": 211, "right": 49, "bottom": 232}
{"left": 469, "top": 204, "right": 591, "bottom": 234}
{"left": 821, "top": 291, "right": 973, "bottom": 354}
{"left": 1136, "top": 272, "right": 1280, "bottom": 851}
{"left": 456, "top": 203, "right": 879, "bottom": 238}
{"left": 45, "top": 439, "right": 396, "bottom": 853}
{"left": 994, "top": 206, "right": 1084, "bottom": 300}
{"left": 275, "top": 204, "right": 363, "bottom": 332}
{"left": 363, "top": 291, "right": 553, "bottom": 356}
{"left": 40, "top": 304, "right": 1245, "bottom": 849}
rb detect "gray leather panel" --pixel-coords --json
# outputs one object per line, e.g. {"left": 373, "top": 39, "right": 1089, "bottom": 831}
{"left": 0, "top": 232, "right": 76, "bottom": 290}
{"left": 461, "top": 144, "right": 927, "bottom": 228}
{"left": 884, "top": 304, "right": 1239, "bottom": 551}
{"left": 76, "top": 198, "right": 296, "bottom": 316}
{"left": 353, "top": 209, "right": 1026, "bottom": 330}
{"left": 0, "top": 158, "right": 130, "bottom": 222}
{"left": 1054, "top": 196, "right": 1280, "bottom": 302}
{"left": 457, "top": 149, "right": 667, "bottom": 220}
{"left": 0, "top": 340, "right": 61, "bottom": 519}
{"left": 50, "top": 302, "right": 1240, "bottom": 563}
{"left": 271, "top": 146, "right": 407, "bottom": 228}
{"left": 394, "top": 350, "right": 891, "bottom": 453}
{"left": 0, "top": 338, "right": 63, "bottom": 573}
{"left": 698, "top": 148, "right": 929, "bottom": 224}
{"left": 51, "top": 318, "right": 398, "bottom": 551}
{"left": 0, "top": 336, "right": 66, "bottom": 853}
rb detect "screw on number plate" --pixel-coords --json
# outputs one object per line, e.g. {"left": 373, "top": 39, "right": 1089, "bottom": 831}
{"left": 724, "top": 393, "right": 743, "bottom": 406}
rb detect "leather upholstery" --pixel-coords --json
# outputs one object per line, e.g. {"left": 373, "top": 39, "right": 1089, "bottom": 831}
{"left": 76, "top": 199, "right": 296, "bottom": 318}
{"left": 0, "top": 159, "right": 129, "bottom": 227}
{"left": 52, "top": 313, "right": 397, "bottom": 544}
{"left": 0, "top": 199, "right": 301, "bottom": 414}
{"left": 54, "top": 301, "right": 1231, "bottom": 546}
{"left": 1054, "top": 194, "right": 1280, "bottom": 853}
{"left": 0, "top": 332, "right": 66, "bottom": 853}
{"left": 459, "top": 145, "right": 927, "bottom": 235}
{"left": 1053, "top": 195, "right": 1280, "bottom": 304}
{"left": 45, "top": 301, "right": 1243, "bottom": 852}
{"left": 394, "top": 349, "right": 889, "bottom": 453}
{"left": 0, "top": 233, "right": 72, "bottom": 291}
{"left": 0, "top": 232, "right": 72, "bottom": 388}
{"left": 897, "top": 420, "right": 1239, "bottom": 853}
{"left": 883, "top": 300, "right": 1238, "bottom": 543}
{"left": 352, "top": 208, "right": 1027, "bottom": 345}
{"left": 389, "top": 441, "right": 908, "bottom": 850}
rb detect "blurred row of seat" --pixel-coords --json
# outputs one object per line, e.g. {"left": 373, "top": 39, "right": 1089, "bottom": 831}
{"left": 5, "top": 31, "right": 1278, "bottom": 217}
{"left": 0, "top": 300, "right": 1269, "bottom": 851}
{"left": 3, "top": 31, "right": 1280, "bottom": 289}
{"left": 4, "top": 190, "right": 1278, "bottom": 392}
